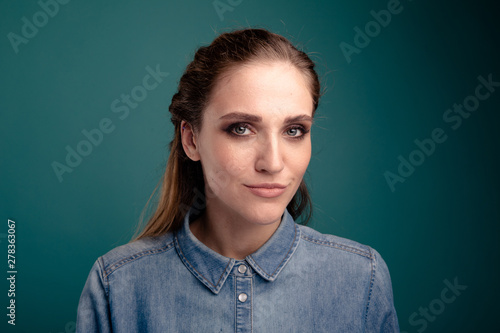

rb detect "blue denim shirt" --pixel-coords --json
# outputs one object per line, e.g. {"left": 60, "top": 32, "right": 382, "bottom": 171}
{"left": 77, "top": 208, "right": 399, "bottom": 332}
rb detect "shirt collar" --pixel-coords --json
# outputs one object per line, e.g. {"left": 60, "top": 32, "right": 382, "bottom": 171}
{"left": 174, "top": 207, "right": 301, "bottom": 294}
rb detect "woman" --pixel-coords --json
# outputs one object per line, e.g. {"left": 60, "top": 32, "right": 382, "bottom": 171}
{"left": 77, "top": 28, "right": 399, "bottom": 332}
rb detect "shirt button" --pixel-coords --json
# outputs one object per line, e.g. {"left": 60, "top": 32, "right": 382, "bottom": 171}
{"left": 238, "top": 264, "right": 247, "bottom": 274}
{"left": 238, "top": 293, "right": 248, "bottom": 303}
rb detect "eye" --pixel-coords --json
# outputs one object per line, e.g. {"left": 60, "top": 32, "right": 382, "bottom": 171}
{"left": 285, "top": 126, "right": 305, "bottom": 137}
{"left": 224, "top": 123, "right": 253, "bottom": 136}
{"left": 233, "top": 125, "right": 249, "bottom": 135}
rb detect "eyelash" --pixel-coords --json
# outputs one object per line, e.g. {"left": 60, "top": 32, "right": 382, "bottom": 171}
{"left": 224, "top": 123, "right": 310, "bottom": 140}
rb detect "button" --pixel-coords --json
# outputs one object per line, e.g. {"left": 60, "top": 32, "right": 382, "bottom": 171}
{"left": 238, "top": 264, "right": 247, "bottom": 274}
{"left": 238, "top": 293, "right": 248, "bottom": 302}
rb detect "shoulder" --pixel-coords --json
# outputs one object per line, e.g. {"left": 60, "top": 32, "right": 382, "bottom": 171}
{"left": 298, "top": 224, "right": 372, "bottom": 258}
{"left": 296, "top": 224, "right": 394, "bottom": 299}
{"left": 295, "top": 226, "right": 399, "bottom": 329}
{"left": 96, "top": 232, "right": 176, "bottom": 278}
{"left": 297, "top": 224, "right": 389, "bottom": 271}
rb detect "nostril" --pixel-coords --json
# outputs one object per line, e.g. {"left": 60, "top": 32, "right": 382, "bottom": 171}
{"left": 255, "top": 151, "right": 284, "bottom": 174}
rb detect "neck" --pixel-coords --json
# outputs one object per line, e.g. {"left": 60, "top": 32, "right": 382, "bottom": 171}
{"left": 189, "top": 205, "right": 281, "bottom": 260}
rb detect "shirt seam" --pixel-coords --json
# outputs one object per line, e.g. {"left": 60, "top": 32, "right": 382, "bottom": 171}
{"left": 251, "top": 276, "right": 254, "bottom": 333}
{"left": 363, "top": 248, "right": 377, "bottom": 330}
{"left": 96, "top": 256, "right": 110, "bottom": 297}
{"left": 103, "top": 240, "right": 176, "bottom": 279}
{"left": 234, "top": 278, "right": 236, "bottom": 333}
{"left": 300, "top": 234, "right": 373, "bottom": 259}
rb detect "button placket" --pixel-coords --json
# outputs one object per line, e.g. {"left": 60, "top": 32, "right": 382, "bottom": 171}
{"left": 235, "top": 273, "right": 252, "bottom": 332}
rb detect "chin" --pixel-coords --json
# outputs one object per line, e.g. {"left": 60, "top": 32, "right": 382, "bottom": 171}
{"left": 240, "top": 202, "right": 288, "bottom": 226}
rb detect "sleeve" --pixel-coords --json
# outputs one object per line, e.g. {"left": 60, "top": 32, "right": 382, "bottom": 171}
{"left": 76, "top": 257, "right": 112, "bottom": 333}
{"left": 364, "top": 248, "right": 400, "bottom": 333}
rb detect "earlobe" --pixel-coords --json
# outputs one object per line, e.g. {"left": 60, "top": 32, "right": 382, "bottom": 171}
{"left": 180, "top": 120, "right": 201, "bottom": 161}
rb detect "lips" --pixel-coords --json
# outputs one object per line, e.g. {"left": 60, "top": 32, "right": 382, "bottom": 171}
{"left": 244, "top": 183, "right": 287, "bottom": 198}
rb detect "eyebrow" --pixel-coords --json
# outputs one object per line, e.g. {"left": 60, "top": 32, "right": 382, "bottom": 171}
{"left": 219, "top": 112, "right": 313, "bottom": 124}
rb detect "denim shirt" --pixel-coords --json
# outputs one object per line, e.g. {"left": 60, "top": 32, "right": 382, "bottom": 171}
{"left": 76, "top": 208, "right": 399, "bottom": 332}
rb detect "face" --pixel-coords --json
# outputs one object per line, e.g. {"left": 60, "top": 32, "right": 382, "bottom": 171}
{"left": 182, "top": 61, "right": 313, "bottom": 226}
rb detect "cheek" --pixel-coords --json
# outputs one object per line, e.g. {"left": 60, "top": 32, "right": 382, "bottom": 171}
{"left": 201, "top": 139, "right": 255, "bottom": 194}
{"left": 289, "top": 143, "right": 311, "bottom": 177}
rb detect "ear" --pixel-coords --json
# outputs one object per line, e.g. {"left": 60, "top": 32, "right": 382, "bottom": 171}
{"left": 180, "top": 120, "right": 201, "bottom": 161}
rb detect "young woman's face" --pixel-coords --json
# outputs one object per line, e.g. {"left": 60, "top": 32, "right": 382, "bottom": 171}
{"left": 185, "top": 61, "right": 313, "bottom": 226}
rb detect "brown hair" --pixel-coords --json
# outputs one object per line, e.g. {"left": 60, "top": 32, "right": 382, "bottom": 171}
{"left": 134, "top": 28, "right": 320, "bottom": 240}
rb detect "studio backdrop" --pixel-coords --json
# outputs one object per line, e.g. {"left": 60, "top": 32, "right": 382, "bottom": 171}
{"left": 1, "top": 0, "right": 499, "bottom": 332}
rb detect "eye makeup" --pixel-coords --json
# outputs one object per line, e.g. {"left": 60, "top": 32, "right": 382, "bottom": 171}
{"left": 223, "top": 122, "right": 310, "bottom": 140}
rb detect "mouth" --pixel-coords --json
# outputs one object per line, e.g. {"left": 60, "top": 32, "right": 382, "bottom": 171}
{"left": 244, "top": 183, "right": 287, "bottom": 198}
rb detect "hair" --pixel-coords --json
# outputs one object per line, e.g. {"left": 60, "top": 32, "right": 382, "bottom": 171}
{"left": 134, "top": 28, "right": 321, "bottom": 240}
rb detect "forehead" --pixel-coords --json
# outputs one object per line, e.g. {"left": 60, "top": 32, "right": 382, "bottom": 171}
{"left": 204, "top": 61, "right": 313, "bottom": 121}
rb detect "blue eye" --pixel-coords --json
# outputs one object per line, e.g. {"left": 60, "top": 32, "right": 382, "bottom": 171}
{"left": 286, "top": 126, "right": 307, "bottom": 138}
{"left": 225, "top": 123, "right": 252, "bottom": 136}
{"left": 286, "top": 128, "right": 300, "bottom": 136}
{"left": 233, "top": 126, "right": 248, "bottom": 135}
{"left": 224, "top": 123, "right": 309, "bottom": 139}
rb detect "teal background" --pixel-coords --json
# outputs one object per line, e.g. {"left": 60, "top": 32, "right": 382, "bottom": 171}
{"left": 1, "top": 0, "right": 499, "bottom": 332}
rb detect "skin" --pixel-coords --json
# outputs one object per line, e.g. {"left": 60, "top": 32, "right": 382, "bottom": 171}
{"left": 181, "top": 61, "right": 313, "bottom": 260}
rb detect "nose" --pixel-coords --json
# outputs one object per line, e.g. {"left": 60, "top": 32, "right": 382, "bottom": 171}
{"left": 254, "top": 135, "right": 285, "bottom": 174}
